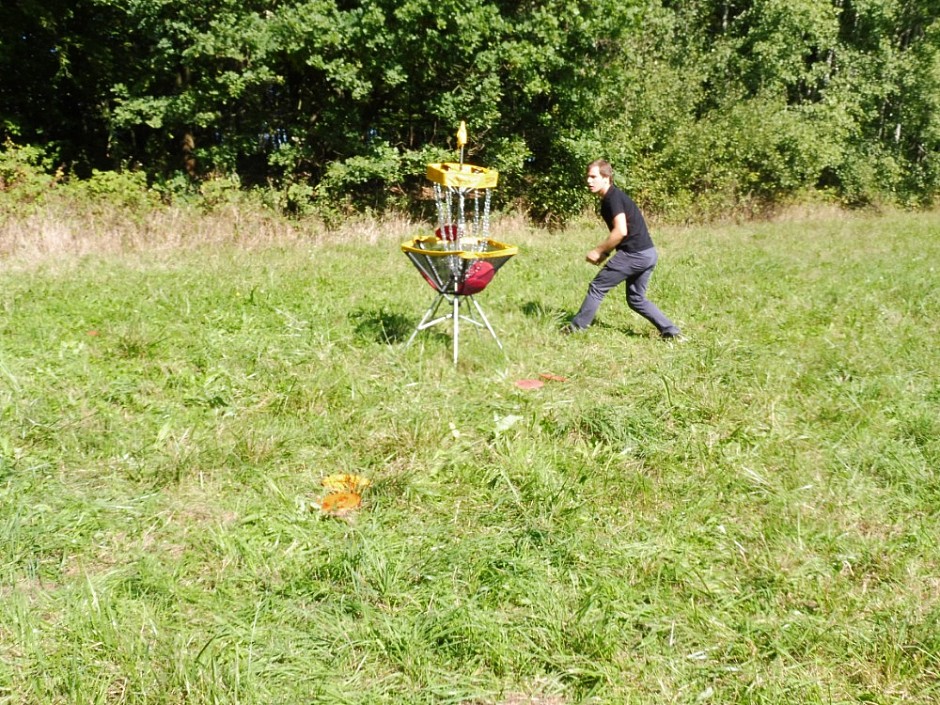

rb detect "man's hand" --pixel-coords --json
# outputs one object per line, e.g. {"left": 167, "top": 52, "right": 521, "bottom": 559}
{"left": 586, "top": 248, "right": 605, "bottom": 265}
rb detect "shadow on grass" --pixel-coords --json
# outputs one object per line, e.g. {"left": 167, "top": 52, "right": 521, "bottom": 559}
{"left": 583, "top": 320, "right": 647, "bottom": 336}
{"left": 520, "top": 300, "right": 648, "bottom": 337}
{"left": 349, "top": 307, "right": 418, "bottom": 344}
{"left": 613, "top": 324, "right": 647, "bottom": 337}
{"left": 521, "top": 300, "right": 572, "bottom": 322}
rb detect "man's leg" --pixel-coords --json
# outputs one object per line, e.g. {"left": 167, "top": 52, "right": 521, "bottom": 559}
{"left": 624, "top": 249, "right": 679, "bottom": 335}
{"left": 569, "top": 260, "right": 629, "bottom": 330}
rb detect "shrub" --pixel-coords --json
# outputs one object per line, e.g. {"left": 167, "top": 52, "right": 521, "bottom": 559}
{"left": 0, "top": 140, "right": 61, "bottom": 205}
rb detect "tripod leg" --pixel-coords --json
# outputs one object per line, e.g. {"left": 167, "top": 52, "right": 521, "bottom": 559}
{"left": 452, "top": 293, "right": 460, "bottom": 364}
{"left": 470, "top": 296, "right": 503, "bottom": 350}
{"left": 405, "top": 292, "right": 445, "bottom": 348}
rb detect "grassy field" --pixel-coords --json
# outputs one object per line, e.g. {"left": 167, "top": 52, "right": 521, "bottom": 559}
{"left": 0, "top": 207, "right": 938, "bottom": 704}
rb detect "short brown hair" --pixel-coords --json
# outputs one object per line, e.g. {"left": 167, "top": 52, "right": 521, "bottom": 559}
{"left": 587, "top": 159, "right": 613, "bottom": 180}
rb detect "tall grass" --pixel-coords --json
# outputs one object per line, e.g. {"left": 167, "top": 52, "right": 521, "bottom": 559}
{"left": 0, "top": 204, "right": 938, "bottom": 704}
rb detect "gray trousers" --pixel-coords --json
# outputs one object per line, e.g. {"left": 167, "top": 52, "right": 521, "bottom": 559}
{"left": 571, "top": 247, "right": 677, "bottom": 333}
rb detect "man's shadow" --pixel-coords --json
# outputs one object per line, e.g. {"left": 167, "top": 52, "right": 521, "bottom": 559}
{"left": 520, "top": 300, "right": 646, "bottom": 336}
{"left": 521, "top": 300, "right": 570, "bottom": 322}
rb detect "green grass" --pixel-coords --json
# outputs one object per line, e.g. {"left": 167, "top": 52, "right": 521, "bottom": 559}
{"left": 1, "top": 209, "right": 939, "bottom": 704}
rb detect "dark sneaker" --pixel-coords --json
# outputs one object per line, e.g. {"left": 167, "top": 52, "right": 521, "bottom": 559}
{"left": 561, "top": 324, "right": 579, "bottom": 336}
{"left": 661, "top": 327, "right": 685, "bottom": 341}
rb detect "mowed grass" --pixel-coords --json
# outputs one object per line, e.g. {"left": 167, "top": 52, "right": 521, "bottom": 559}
{"left": 0, "top": 208, "right": 938, "bottom": 704}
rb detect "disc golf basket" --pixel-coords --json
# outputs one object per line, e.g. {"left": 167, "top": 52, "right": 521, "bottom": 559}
{"left": 401, "top": 124, "right": 518, "bottom": 363}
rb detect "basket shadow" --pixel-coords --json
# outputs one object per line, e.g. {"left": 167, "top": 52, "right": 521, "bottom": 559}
{"left": 349, "top": 308, "right": 415, "bottom": 344}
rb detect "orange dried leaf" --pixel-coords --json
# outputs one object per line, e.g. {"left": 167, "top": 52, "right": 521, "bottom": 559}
{"left": 319, "top": 491, "right": 362, "bottom": 515}
{"left": 539, "top": 373, "right": 568, "bottom": 382}
{"left": 321, "top": 473, "right": 372, "bottom": 492}
{"left": 514, "top": 379, "right": 544, "bottom": 390}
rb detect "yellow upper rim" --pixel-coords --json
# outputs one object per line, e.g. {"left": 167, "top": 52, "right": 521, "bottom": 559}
{"left": 426, "top": 163, "right": 499, "bottom": 189}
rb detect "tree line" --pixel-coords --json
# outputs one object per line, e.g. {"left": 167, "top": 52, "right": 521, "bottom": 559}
{"left": 2, "top": 0, "right": 938, "bottom": 223}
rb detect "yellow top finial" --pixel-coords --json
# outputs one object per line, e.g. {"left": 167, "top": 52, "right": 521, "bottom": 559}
{"left": 456, "top": 121, "right": 468, "bottom": 148}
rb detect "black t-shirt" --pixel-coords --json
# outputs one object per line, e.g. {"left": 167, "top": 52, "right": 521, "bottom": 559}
{"left": 601, "top": 185, "right": 654, "bottom": 253}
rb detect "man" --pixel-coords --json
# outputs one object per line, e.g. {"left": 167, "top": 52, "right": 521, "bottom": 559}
{"left": 564, "top": 159, "right": 682, "bottom": 339}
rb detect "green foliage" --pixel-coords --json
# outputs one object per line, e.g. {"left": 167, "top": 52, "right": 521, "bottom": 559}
{"left": 633, "top": 97, "right": 847, "bottom": 217}
{"left": 317, "top": 141, "right": 403, "bottom": 207}
{"left": 68, "top": 169, "right": 161, "bottom": 211}
{"left": 596, "top": 0, "right": 940, "bottom": 218}
{"left": 197, "top": 174, "right": 244, "bottom": 210}
{"left": 0, "top": 141, "right": 60, "bottom": 204}
{"left": 0, "top": 1, "right": 938, "bottom": 221}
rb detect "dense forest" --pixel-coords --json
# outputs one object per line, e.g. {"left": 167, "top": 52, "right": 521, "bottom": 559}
{"left": 1, "top": 0, "right": 938, "bottom": 223}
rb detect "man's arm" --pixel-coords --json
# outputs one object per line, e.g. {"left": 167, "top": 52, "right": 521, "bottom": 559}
{"left": 586, "top": 213, "right": 627, "bottom": 265}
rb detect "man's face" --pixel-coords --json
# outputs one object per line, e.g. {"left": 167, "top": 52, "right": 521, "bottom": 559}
{"left": 586, "top": 166, "right": 608, "bottom": 194}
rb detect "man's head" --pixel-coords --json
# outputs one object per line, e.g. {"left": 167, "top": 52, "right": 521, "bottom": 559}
{"left": 586, "top": 159, "right": 613, "bottom": 195}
